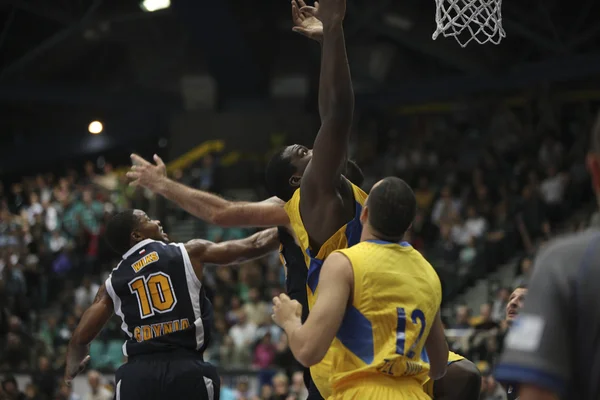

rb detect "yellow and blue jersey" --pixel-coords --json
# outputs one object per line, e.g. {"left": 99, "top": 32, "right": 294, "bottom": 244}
{"left": 283, "top": 180, "right": 367, "bottom": 398}
{"left": 329, "top": 240, "right": 442, "bottom": 400}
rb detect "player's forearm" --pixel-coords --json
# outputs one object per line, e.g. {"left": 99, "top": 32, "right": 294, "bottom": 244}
{"left": 66, "top": 342, "right": 89, "bottom": 371}
{"left": 284, "top": 320, "right": 328, "bottom": 367}
{"left": 154, "top": 177, "right": 230, "bottom": 224}
{"left": 318, "top": 22, "right": 354, "bottom": 130}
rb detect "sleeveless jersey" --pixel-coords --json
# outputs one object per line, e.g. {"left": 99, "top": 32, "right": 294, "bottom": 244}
{"left": 283, "top": 180, "right": 368, "bottom": 398}
{"left": 277, "top": 226, "right": 309, "bottom": 323}
{"left": 330, "top": 240, "right": 442, "bottom": 395}
{"left": 105, "top": 238, "right": 213, "bottom": 358}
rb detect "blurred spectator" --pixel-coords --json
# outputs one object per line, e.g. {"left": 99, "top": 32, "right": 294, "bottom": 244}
{"left": 270, "top": 373, "right": 290, "bottom": 400}
{"left": 56, "top": 382, "right": 81, "bottom": 400}
{"left": 23, "top": 383, "right": 43, "bottom": 400}
{"left": 512, "top": 257, "right": 532, "bottom": 288}
{"left": 84, "top": 371, "right": 112, "bottom": 400}
{"left": 480, "top": 374, "right": 508, "bottom": 400}
{"left": 219, "top": 377, "right": 236, "bottom": 400}
{"left": 452, "top": 306, "right": 471, "bottom": 329}
{"left": 253, "top": 332, "right": 276, "bottom": 369}
{"left": 74, "top": 278, "right": 99, "bottom": 309}
{"left": 1, "top": 375, "right": 25, "bottom": 400}
{"left": 244, "top": 288, "right": 269, "bottom": 326}
{"left": 31, "top": 356, "right": 55, "bottom": 399}
{"left": 229, "top": 311, "right": 257, "bottom": 366}
{"left": 491, "top": 288, "right": 510, "bottom": 322}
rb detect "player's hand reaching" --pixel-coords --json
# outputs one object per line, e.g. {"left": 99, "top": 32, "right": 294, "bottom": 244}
{"left": 64, "top": 355, "right": 91, "bottom": 386}
{"left": 298, "top": 0, "right": 346, "bottom": 27}
{"left": 127, "top": 154, "right": 167, "bottom": 191}
{"left": 292, "top": 0, "right": 323, "bottom": 42}
{"left": 272, "top": 293, "right": 302, "bottom": 330}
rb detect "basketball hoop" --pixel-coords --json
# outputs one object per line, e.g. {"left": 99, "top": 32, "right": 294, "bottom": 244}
{"left": 432, "top": 0, "right": 506, "bottom": 47}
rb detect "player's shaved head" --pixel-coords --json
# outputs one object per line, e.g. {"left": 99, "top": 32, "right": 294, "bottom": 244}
{"left": 105, "top": 209, "right": 140, "bottom": 255}
{"left": 364, "top": 177, "right": 416, "bottom": 241}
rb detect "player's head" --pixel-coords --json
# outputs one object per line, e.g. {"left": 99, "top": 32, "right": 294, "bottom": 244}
{"left": 588, "top": 111, "right": 600, "bottom": 201}
{"left": 360, "top": 177, "right": 416, "bottom": 242}
{"left": 105, "top": 209, "right": 169, "bottom": 255}
{"left": 505, "top": 285, "right": 528, "bottom": 324}
{"left": 265, "top": 145, "right": 363, "bottom": 201}
{"left": 265, "top": 145, "right": 312, "bottom": 201}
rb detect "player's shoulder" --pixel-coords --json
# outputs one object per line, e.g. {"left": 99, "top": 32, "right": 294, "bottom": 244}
{"left": 535, "top": 228, "right": 600, "bottom": 273}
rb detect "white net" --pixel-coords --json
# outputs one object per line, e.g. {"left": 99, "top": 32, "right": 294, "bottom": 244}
{"left": 432, "top": 0, "right": 506, "bottom": 47}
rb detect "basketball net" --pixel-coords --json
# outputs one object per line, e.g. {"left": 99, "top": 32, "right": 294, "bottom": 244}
{"left": 432, "top": 0, "right": 506, "bottom": 47}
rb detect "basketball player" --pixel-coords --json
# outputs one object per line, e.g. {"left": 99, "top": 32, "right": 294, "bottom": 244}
{"left": 272, "top": 177, "right": 448, "bottom": 399}
{"left": 495, "top": 113, "right": 600, "bottom": 399}
{"left": 64, "top": 209, "right": 279, "bottom": 399}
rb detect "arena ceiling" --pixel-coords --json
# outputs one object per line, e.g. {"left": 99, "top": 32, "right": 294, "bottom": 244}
{"left": 1, "top": 0, "right": 600, "bottom": 147}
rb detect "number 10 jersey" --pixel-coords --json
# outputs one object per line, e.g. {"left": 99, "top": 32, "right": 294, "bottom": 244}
{"left": 329, "top": 240, "right": 442, "bottom": 394}
{"left": 105, "top": 239, "right": 213, "bottom": 358}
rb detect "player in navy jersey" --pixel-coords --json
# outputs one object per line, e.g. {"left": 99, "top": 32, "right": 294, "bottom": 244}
{"left": 64, "top": 209, "right": 279, "bottom": 400}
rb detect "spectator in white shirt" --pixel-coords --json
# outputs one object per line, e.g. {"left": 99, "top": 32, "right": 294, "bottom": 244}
{"left": 464, "top": 205, "right": 488, "bottom": 239}
{"left": 75, "top": 277, "right": 100, "bottom": 309}
{"left": 540, "top": 166, "right": 567, "bottom": 205}
{"left": 27, "top": 193, "right": 44, "bottom": 226}
{"left": 228, "top": 310, "right": 257, "bottom": 365}
{"left": 84, "top": 371, "right": 113, "bottom": 400}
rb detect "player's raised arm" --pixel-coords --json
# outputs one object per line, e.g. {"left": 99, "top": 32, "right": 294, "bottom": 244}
{"left": 272, "top": 251, "right": 352, "bottom": 367}
{"left": 424, "top": 311, "right": 449, "bottom": 381}
{"left": 184, "top": 228, "right": 280, "bottom": 277}
{"left": 300, "top": 0, "right": 354, "bottom": 196}
{"left": 128, "top": 154, "right": 289, "bottom": 227}
{"left": 64, "top": 284, "right": 114, "bottom": 385}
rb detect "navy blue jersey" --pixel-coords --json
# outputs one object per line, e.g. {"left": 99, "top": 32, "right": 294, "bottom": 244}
{"left": 278, "top": 227, "right": 309, "bottom": 323}
{"left": 105, "top": 239, "right": 213, "bottom": 357}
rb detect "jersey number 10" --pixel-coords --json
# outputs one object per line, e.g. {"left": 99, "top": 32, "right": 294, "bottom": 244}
{"left": 129, "top": 272, "right": 177, "bottom": 319}
{"left": 396, "top": 307, "right": 429, "bottom": 362}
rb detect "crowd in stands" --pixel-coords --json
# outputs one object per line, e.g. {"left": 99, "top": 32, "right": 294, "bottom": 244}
{"left": 1, "top": 93, "right": 598, "bottom": 400}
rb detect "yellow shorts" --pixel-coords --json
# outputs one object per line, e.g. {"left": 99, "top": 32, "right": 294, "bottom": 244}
{"left": 330, "top": 376, "right": 429, "bottom": 400}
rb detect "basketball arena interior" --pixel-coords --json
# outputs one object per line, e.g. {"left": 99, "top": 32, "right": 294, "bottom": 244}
{"left": 1, "top": 0, "right": 600, "bottom": 398}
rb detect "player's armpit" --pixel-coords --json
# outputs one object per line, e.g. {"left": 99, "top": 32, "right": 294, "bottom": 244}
{"left": 287, "top": 252, "right": 353, "bottom": 367}
{"left": 518, "top": 384, "right": 560, "bottom": 400}
{"left": 185, "top": 228, "right": 280, "bottom": 268}
{"left": 425, "top": 311, "right": 449, "bottom": 381}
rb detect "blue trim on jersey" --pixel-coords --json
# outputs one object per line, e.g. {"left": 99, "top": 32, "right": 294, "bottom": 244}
{"left": 366, "top": 239, "right": 411, "bottom": 247}
{"left": 336, "top": 305, "right": 374, "bottom": 364}
{"left": 305, "top": 201, "right": 363, "bottom": 294}
{"left": 306, "top": 256, "right": 324, "bottom": 294}
{"left": 494, "top": 364, "right": 566, "bottom": 396}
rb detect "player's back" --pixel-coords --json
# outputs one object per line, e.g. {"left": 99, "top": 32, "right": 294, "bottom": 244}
{"left": 105, "top": 238, "right": 213, "bottom": 357}
{"left": 330, "top": 240, "right": 441, "bottom": 400}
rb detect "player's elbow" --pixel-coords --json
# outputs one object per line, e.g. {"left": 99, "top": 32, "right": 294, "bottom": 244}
{"left": 428, "top": 361, "right": 448, "bottom": 381}
{"left": 295, "top": 345, "right": 326, "bottom": 368}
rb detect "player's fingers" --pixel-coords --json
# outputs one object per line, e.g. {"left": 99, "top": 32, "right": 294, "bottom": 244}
{"left": 129, "top": 179, "right": 140, "bottom": 187}
{"left": 292, "top": 27, "right": 309, "bottom": 35}
{"left": 130, "top": 154, "right": 151, "bottom": 166}
{"left": 299, "top": 6, "right": 316, "bottom": 16}
{"left": 272, "top": 296, "right": 281, "bottom": 306}
{"left": 279, "top": 293, "right": 291, "bottom": 302}
{"left": 126, "top": 171, "right": 140, "bottom": 180}
{"left": 314, "top": 1, "right": 319, "bottom": 9}
{"left": 298, "top": 0, "right": 307, "bottom": 7}
{"left": 153, "top": 154, "right": 165, "bottom": 167}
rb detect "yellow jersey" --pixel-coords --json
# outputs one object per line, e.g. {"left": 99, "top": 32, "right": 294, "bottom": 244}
{"left": 283, "top": 180, "right": 367, "bottom": 398}
{"left": 330, "top": 241, "right": 442, "bottom": 398}
{"left": 422, "top": 351, "right": 466, "bottom": 397}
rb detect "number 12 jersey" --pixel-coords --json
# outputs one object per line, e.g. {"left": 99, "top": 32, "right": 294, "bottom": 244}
{"left": 329, "top": 240, "right": 442, "bottom": 394}
{"left": 105, "top": 239, "right": 213, "bottom": 358}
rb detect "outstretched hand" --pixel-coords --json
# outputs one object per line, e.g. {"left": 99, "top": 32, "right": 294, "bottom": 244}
{"left": 292, "top": 0, "right": 323, "bottom": 42}
{"left": 64, "top": 355, "right": 91, "bottom": 386}
{"left": 298, "top": 0, "right": 346, "bottom": 27}
{"left": 272, "top": 293, "right": 303, "bottom": 331}
{"left": 127, "top": 154, "right": 167, "bottom": 191}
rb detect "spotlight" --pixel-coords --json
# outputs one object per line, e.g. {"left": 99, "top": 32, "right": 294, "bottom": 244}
{"left": 140, "top": 0, "right": 170, "bottom": 12}
{"left": 88, "top": 121, "right": 103, "bottom": 134}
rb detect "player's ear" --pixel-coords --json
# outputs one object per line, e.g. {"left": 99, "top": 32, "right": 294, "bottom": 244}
{"left": 131, "top": 230, "right": 143, "bottom": 242}
{"left": 587, "top": 152, "right": 600, "bottom": 193}
{"left": 289, "top": 175, "right": 301, "bottom": 187}
{"left": 360, "top": 205, "right": 369, "bottom": 225}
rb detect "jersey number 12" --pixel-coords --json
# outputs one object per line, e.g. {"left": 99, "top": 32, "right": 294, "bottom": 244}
{"left": 396, "top": 307, "right": 429, "bottom": 362}
{"left": 129, "top": 272, "right": 177, "bottom": 319}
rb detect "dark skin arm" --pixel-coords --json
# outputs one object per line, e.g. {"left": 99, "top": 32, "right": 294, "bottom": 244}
{"left": 425, "top": 310, "right": 449, "bottom": 380}
{"left": 64, "top": 284, "right": 113, "bottom": 385}
{"left": 184, "top": 228, "right": 280, "bottom": 279}
{"left": 128, "top": 154, "right": 290, "bottom": 228}
{"left": 298, "top": 0, "right": 355, "bottom": 248}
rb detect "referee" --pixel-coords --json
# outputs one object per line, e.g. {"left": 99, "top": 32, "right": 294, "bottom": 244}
{"left": 495, "top": 113, "right": 600, "bottom": 399}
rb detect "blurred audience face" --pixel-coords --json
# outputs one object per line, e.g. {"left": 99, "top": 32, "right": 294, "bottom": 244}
{"left": 272, "top": 374, "right": 289, "bottom": 395}
{"left": 506, "top": 287, "right": 528, "bottom": 323}
{"left": 87, "top": 370, "right": 101, "bottom": 391}
{"left": 248, "top": 288, "right": 260, "bottom": 304}
{"left": 260, "top": 384, "right": 273, "bottom": 399}
{"left": 38, "top": 356, "right": 50, "bottom": 371}
{"left": 497, "top": 287, "right": 510, "bottom": 302}
{"left": 479, "top": 303, "right": 492, "bottom": 320}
